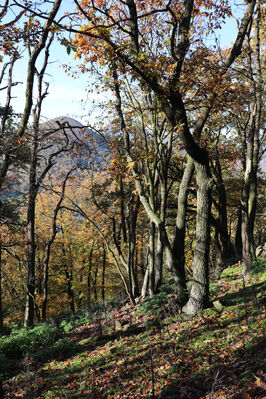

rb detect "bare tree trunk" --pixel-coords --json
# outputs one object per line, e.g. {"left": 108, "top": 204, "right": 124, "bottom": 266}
{"left": 64, "top": 263, "right": 75, "bottom": 313}
{"left": 173, "top": 156, "right": 194, "bottom": 283}
{"left": 41, "top": 171, "right": 71, "bottom": 321}
{"left": 24, "top": 129, "right": 38, "bottom": 327}
{"left": 94, "top": 263, "right": 98, "bottom": 303}
{"left": 235, "top": 205, "right": 242, "bottom": 259}
{"left": 87, "top": 244, "right": 94, "bottom": 308}
{"left": 148, "top": 222, "right": 155, "bottom": 296}
{"left": 102, "top": 244, "right": 106, "bottom": 303}
{"left": 212, "top": 156, "right": 236, "bottom": 264}
{"left": 0, "top": 242, "right": 3, "bottom": 334}
{"left": 248, "top": 4, "right": 262, "bottom": 259}
{"left": 183, "top": 162, "right": 212, "bottom": 314}
{"left": 241, "top": 105, "right": 256, "bottom": 276}
{"left": 126, "top": 196, "right": 140, "bottom": 298}
{"left": 154, "top": 226, "right": 163, "bottom": 292}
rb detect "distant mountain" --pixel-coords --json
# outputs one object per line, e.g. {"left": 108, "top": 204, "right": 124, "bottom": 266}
{"left": 3, "top": 116, "right": 108, "bottom": 199}
{"left": 40, "top": 116, "right": 108, "bottom": 171}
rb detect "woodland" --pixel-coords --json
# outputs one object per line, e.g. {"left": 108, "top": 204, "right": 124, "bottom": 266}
{"left": 0, "top": 0, "right": 265, "bottom": 398}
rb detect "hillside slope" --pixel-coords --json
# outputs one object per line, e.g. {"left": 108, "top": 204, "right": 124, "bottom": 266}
{"left": 2, "top": 261, "right": 266, "bottom": 399}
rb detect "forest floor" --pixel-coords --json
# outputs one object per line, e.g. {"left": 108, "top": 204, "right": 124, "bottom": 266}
{"left": 2, "top": 261, "right": 266, "bottom": 399}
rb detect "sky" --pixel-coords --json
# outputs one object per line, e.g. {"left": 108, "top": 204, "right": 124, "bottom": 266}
{"left": 1, "top": 1, "right": 246, "bottom": 125}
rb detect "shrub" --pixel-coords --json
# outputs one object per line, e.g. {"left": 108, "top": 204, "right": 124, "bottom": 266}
{"left": 0, "top": 354, "right": 19, "bottom": 378}
{"left": 58, "top": 311, "right": 92, "bottom": 332}
{"left": 0, "top": 323, "right": 60, "bottom": 359}
{"left": 135, "top": 282, "right": 177, "bottom": 320}
{"left": 33, "top": 338, "right": 79, "bottom": 363}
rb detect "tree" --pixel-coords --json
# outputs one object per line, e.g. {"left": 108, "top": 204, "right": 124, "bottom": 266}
{"left": 72, "top": 0, "right": 256, "bottom": 313}
{"left": 0, "top": 0, "right": 63, "bottom": 193}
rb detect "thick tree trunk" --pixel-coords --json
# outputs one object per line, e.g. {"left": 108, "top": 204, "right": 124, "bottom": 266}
{"left": 213, "top": 157, "right": 236, "bottom": 264}
{"left": 183, "top": 162, "right": 212, "bottom": 314}
{"left": 173, "top": 156, "right": 194, "bottom": 282}
{"left": 249, "top": 3, "right": 263, "bottom": 259}
{"left": 241, "top": 110, "right": 255, "bottom": 276}
{"left": 160, "top": 224, "right": 188, "bottom": 305}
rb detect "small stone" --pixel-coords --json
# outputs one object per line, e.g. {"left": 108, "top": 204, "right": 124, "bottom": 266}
{"left": 115, "top": 320, "right": 122, "bottom": 330}
{"left": 123, "top": 324, "right": 131, "bottom": 332}
{"left": 213, "top": 300, "right": 223, "bottom": 313}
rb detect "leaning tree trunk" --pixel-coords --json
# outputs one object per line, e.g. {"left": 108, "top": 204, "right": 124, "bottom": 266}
{"left": 183, "top": 162, "right": 212, "bottom": 314}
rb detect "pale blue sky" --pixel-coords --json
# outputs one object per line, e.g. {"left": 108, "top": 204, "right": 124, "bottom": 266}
{"left": 2, "top": 1, "right": 245, "bottom": 124}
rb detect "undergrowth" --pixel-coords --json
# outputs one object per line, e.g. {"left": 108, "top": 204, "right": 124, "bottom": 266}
{"left": 1, "top": 260, "right": 265, "bottom": 398}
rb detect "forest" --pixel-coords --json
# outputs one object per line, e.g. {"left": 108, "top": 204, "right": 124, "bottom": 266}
{"left": 0, "top": 0, "right": 265, "bottom": 398}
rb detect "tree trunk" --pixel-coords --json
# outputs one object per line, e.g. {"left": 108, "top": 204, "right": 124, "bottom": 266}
{"left": 241, "top": 108, "right": 255, "bottom": 276}
{"left": 24, "top": 130, "right": 38, "bottom": 327}
{"left": 62, "top": 245, "right": 75, "bottom": 313}
{"left": 41, "top": 171, "right": 70, "bottom": 321}
{"left": 248, "top": 6, "right": 262, "bottom": 259}
{"left": 160, "top": 224, "right": 188, "bottom": 304}
{"left": 0, "top": 242, "right": 3, "bottom": 334}
{"left": 173, "top": 156, "right": 194, "bottom": 283}
{"left": 102, "top": 244, "right": 106, "bottom": 303}
{"left": 87, "top": 244, "right": 94, "bottom": 308}
{"left": 213, "top": 157, "right": 236, "bottom": 264}
{"left": 94, "top": 263, "right": 98, "bottom": 303}
{"left": 64, "top": 264, "right": 75, "bottom": 313}
{"left": 148, "top": 222, "right": 156, "bottom": 296}
{"left": 154, "top": 226, "right": 163, "bottom": 292}
{"left": 235, "top": 205, "right": 242, "bottom": 259}
{"left": 126, "top": 196, "right": 140, "bottom": 298}
{"left": 141, "top": 263, "right": 149, "bottom": 297}
{"left": 183, "top": 162, "right": 212, "bottom": 314}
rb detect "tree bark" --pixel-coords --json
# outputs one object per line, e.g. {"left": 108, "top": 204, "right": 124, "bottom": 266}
{"left": 154, "top": 225, "right": 163, "bottom": 292}
{"left": 0, "top": 242, "right": 3, "bottom": 334}
{"left": 64, "top": 263, "right": 75, "bottom": 314}
{"left": 173, "top": 156, "right": 194, "bottom": 282}
{"left": 41, "top": 171, "right": 71, "bottom": 321}
{"left": 24, "top": 129, "right": 38, "bottom": 327}
{"left": 212, "top": 156, "right": 236, "bottom": 264}
{"left": 87, "top": 243, "right": 94, "bottom": 308}
{"left": 102, "top": 244, "right": 106, "bottom": 303}
{"left": 148, "top": 222, "right": 156, "bottom": 296}
{"left": 182, "top": 162, "right": 212, "bottom": 314}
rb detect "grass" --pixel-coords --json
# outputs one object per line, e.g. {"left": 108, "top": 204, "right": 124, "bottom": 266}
{"left": 2, "top": 260, "right": 266, "bottom": 398}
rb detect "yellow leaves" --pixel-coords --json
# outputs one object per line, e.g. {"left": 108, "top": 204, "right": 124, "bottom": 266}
{"left": 126, "top": 161, "right": 135, "bottom": 169}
